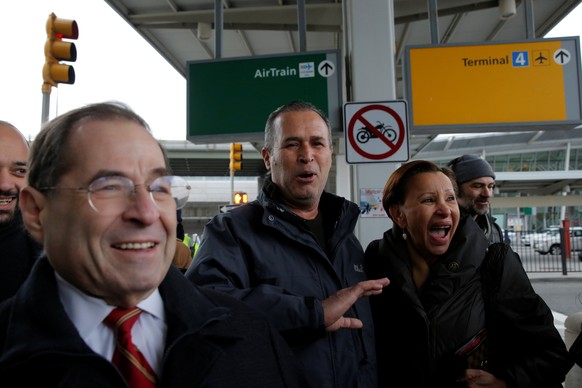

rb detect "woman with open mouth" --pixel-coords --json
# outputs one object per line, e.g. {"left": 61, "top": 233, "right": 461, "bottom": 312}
{"left": 364, "top": 160, "right": 571, "bottom": 387}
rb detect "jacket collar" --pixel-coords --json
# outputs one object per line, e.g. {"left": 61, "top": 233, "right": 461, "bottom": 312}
{"left": 158, "top": 266, "right": 237, "bottom": 344}
{"left": 1, "top": 257, "right": 93, "bottom": 362}
{"left": 1, "top": 257, "right": 239, "bottom": 366}
{"left": 259, "top": 175, "right": 360, "bottom": 236}
{"left": 380, "top": 216, "right": 489, "bottom": 307}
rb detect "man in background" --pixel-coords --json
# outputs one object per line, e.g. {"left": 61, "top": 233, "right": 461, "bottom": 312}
{"left": 448, "top": 154, "right": 504, "bottom": 243}
{"left": 0, "top": 121, "right": 42, "bottom": 302}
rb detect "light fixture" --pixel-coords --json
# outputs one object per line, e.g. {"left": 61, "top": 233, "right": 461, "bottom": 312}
{"left": 499, "top": 0, "right": 516, "bottom": 20}
{"left": 197, "top": 22, "right": 212, "bottom": 40}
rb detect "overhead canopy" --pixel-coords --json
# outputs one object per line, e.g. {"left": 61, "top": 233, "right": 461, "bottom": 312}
{"left": 102, "top": 0, "right": 582, "bottom": 135}
{"left": 104, "top": 0, "right": 582, "bottom": 195}
{"left": 103, "top": 0, "right": 580, "bottom": 79}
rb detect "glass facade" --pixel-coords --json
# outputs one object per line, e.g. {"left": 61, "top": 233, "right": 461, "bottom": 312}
{"left": 437, "top": 149, "right": 582, "bottom": 232}
{"left": 487, "top": 148, "right": 582, "bottom": 174}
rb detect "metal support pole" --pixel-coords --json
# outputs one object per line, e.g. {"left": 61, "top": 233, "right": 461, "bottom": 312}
{"left": 297, "top": 0, "right": 307, "bottom": 52}
{"left": 214, "top": 0, "right": 223, "bottom": 58}
{"left": 41, "top": 91, "right": 51, "bottom": 125}
{"left": 427, "top": 0, "right": 439, "bottom": 45}
{"left": 230, "top": 170, "right": 234, "bottom": 204}
{"left": 560, "top": 227, "right": 568, "bottom": 275}
{"left": 524, "top": 0, "right": 535, "bottom": 39}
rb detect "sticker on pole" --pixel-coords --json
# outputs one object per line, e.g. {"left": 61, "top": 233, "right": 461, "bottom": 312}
{"left": 344, "top": 101, "right": 409, "bottom": 164}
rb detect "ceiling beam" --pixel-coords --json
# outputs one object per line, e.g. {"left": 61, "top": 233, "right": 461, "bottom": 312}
{"left": 128, "top": 4, "right": 342, "bottom": 31}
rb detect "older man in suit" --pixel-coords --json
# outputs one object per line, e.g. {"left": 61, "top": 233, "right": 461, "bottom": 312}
{"left": 0, "top": 102, "right": 306, "bottom": 387}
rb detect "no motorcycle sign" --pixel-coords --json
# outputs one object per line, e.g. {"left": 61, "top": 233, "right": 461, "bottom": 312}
{"left": 344, "top": 101, "right": 409, "bottom": 164}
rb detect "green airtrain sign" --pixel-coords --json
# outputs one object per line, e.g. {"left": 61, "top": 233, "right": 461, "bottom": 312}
{"left": 187, "top": 50, "right": 341, "bottom": 142}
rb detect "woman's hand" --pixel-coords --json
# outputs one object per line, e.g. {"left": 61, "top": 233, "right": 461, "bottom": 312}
{"left": 459, "top": 369, "right": 507, "bottom": 388}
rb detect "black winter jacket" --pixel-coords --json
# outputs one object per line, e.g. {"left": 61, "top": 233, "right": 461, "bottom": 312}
{"left": 0, "top": 257, "right": 307, "bottom": 387}
{"left": 475, "top": 212, "right": 504, "bottom": 244}
{"left": 187, "top": 177, "right": 377, "bottom": 388}
{"left": 0, "top": 212, "right": 42, "bottom": 303}
{"left": 365, "top": 216, "right": 572, "bottom": 388}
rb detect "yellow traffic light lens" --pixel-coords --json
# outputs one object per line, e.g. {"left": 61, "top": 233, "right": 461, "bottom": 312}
{"left": 43, "top": 63, "right": 75, "bottom": 85}
{"left": 48, "top": 41, "right": 77, "bottom": 62}
{"left": 229, "top": 161, "right": 242, "bottom": 171}
{"left": 53, "top": 19, "right": 79, "bottom": 39}
{"left": 47, "top": 13, "right": 79, "bottom": 39}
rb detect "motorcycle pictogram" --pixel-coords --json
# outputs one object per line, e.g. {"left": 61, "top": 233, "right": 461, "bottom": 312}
{"left": 356, "top": 121, "right": 397, "bottom": 144}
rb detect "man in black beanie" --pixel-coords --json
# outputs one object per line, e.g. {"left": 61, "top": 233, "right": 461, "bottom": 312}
{"left": 447, "top": 154, "right": 504, "bottom": 244}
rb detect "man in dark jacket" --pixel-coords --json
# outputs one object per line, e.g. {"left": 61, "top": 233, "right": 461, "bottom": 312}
{"left": 0, "top": 102, "right": 306, "bottom": 387}
{"left": 0, "top": 121, "right": 42, "bottom": 303}
{"left": 448, "top": 154, "right": 505, "bottom": 244}
{"left": 187, "top": 101, "right": 389, "bottom": 388}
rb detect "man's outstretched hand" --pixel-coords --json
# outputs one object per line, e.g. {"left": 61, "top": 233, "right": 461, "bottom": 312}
{"left": 322, "top": 278, "right": 389, "bottom": 331}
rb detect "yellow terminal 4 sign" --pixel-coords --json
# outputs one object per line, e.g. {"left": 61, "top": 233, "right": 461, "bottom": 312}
{"left": 405, "top": 37, "right": 582, "bottom": 132}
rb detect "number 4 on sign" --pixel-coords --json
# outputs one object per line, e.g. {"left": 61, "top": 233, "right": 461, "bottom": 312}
{"left": 512, "top": 51, "right": 529, "bottom": 67}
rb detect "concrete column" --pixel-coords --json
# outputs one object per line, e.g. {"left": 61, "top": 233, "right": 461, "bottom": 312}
{"left": 344, "top": 0, "right": 398, "bottom": 248}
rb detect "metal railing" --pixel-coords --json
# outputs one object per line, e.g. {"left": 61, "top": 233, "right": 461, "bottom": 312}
{"left": 507, "top": 230, "right": 582, "bottom": 273}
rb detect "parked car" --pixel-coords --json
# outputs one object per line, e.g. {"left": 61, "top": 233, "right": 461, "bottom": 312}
{"left": 533, "top": 227, "right": 582, "bottom": 255}
{"left": 521, "top": 227, "right": 560, "bottom": 246}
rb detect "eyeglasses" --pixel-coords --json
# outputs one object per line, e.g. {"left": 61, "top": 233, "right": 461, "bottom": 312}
{"left": 41, "top": 175, "right": 191, "bottom": 215}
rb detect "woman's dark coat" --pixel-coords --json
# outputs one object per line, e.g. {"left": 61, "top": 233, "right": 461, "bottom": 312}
{"left": 365, "top": 216, "right": 572, "bottom": 387}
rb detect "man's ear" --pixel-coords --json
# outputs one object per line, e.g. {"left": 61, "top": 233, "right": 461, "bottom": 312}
{"left": 19, "top": 186, "right": 46, "bottom": 243}
{"left": 388, "top": 204, "right": 405, "bottom": 229}
{"left": 261, "top": 147, "right": 271, "bottom": 171}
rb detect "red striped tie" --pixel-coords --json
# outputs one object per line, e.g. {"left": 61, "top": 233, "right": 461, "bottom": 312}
{"left": 104, "top": 307, "right": 157, "bottom": 387}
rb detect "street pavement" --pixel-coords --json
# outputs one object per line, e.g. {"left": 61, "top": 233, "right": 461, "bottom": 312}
{"left": 528, "top": 272, "right": 582, "bottom": 339}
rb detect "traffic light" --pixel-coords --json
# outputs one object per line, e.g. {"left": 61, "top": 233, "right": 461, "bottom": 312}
{"left": 233, "top": 192, "right": 248, "bottom": 205}
{"left": 43, "top": 13, "right": 78, "bottom": 89}
{"left": 229, "top": 143, "right": 243, "bottom": 172}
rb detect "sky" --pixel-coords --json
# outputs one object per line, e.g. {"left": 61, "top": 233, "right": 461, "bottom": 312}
{"left": 0, "top": 1, "right": 581, "bottom": 142}
{"left": 0, "top": 0, "right": 185, "bottom": 141}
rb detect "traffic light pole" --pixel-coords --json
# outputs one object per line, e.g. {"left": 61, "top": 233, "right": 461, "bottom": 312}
{"left": 230, "top": 170, "right": 235, "bottom": 205}
{"left": 41, "top": 89, "right": 51, "bottom": 125}
{"left": 229, "top": 143, "right": 243, "bottom": 204}
{"left": 41, "top": 12, "right": 78, "bottom": 126}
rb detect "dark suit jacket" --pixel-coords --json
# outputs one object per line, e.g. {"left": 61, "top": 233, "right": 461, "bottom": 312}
{"left": 0, "top": 213, "right": 42, "bottom": 303}
{"left": 0, "top": 257, "right": 307, "bottom": 387}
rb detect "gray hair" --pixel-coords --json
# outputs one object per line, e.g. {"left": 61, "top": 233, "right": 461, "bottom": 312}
{"left": 28, "top": 101, "right": 164, "bottom": 191}
{"left": 263, "top": 101, "right": 332, "bottom": 153}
